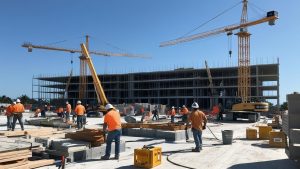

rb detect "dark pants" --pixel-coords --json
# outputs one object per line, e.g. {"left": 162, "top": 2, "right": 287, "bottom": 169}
{"left": 77, "top": 115, "right": 83, "bottom": 129}
{"left": 105, "top": 129, "right": 122, "bottom": 158}
{"left": 7, "top": 116, "right": 13, "bottom": 130}
{"left": 217, "top": 112, "right": 223, "bottom": 120}
{"left": 12, "top": 113, "right": 24, "bottom": 131}
{"left": 171, "top": 115, "right": 175, "bottom": 123}
{"left": 65, "top": 112, "right": 70, "bottom": 121}
{"left": 41, "top": 110, "right": 46, "bottom": 117}
{"left": 192, "top": 128, "right": 203, "bottom": 150}
{"left": 182, "top": 114, "right": 189, "bottom": 140}
{"left": 152, "top": 113, "right": 159, "bottom": 121}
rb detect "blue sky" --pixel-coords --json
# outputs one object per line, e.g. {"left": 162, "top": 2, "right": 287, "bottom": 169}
{"left": 0, "top": 0, "right": 299, "bottom": 104}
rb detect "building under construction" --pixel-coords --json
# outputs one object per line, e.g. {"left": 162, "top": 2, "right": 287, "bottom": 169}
{"left": 32, "top": 62, "right": 279, "bottom": 109}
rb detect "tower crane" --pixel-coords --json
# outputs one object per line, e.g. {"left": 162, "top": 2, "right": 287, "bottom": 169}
{"left": 160, "top": 0, "right": 277, "bottom": 122}
{"left": 22, "top": 35, "right": 147, "bottom": 103}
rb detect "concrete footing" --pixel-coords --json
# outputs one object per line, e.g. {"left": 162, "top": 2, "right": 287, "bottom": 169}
{"left": 122, "top": 128, "right": 192, "bottom": 141}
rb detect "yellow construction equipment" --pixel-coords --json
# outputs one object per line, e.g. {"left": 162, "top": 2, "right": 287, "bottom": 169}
{"left": 160, "top": 0, "right": 278, "bottom": 121}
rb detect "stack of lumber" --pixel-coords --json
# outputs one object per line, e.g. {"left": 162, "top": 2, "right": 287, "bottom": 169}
{"left": 0, "top": 140, "right": 54, "bottom": 169}
{"left": 65, "top": 128, "right": 105, "bottom": 147}
{"left": 0, "top": 128, "right": 64, "bottom": 137}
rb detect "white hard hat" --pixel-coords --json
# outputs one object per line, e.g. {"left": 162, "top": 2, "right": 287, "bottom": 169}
{"left": 13, "top": 102, "right": 16, "bottom": 104}
{"left": 172, "top": 106, "right": 175, "bottom": 109}
{"left": 191, "top": 102, "right": 199, "bottom": 109}
{"left": 105, "top": 104, "right": 114, "bottom": 110}
{"left": 16, "top": 99, "right": 21, "bottom": 103}
{"left": 77, "top": 100, "right": 81, "bottom": 104}
{"left": 66, "top": 101, "right": 69, "bottom": 104}
{"left": 182, "top": 105, "right": 186, "bottom": 108}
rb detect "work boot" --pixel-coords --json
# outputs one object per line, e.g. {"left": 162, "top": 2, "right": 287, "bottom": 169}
{"left": 113, "top": 155, "right": 119, "bottom": 160}
{"left": 192, "top": 148, "right": 200, "bottom": 152}
{"left": 101, "top": 156, "right": 110, "bottom": 160}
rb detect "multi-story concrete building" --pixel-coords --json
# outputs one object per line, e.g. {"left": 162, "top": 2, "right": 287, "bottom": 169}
{"left": 32, "top": 63, "right": 279, "bottom": 109}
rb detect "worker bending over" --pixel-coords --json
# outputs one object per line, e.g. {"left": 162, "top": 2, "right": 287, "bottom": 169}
{"left": 101, "top": 104, "right": 122, "bottom": 160}
{"left": 74, "top": 101, "right": 86, "bottom": 129}
{"left": 189, "top": 102, "right": 207, "bottom": 152}
{"left": 5, "top": 102, "right": 15, "bottom": 131}
{"left": 12, "top": 99, "right": 25, "bottom": 131}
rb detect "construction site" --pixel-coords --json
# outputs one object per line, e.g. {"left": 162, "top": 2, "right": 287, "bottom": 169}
{"left": 0, "top": 0, "right": 300, "bottom": 169}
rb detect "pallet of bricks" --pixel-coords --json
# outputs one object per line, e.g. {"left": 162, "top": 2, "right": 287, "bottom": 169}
{"left": 65, "top": 128, "right": 105, "bottom": 147}
{"left": 0, "top": 139, "right": 54, "bottom": 169}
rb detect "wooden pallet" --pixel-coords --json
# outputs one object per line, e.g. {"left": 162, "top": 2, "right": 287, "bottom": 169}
{"left": 65, "top": 129, "right": 105, "bottom": 147}
{"left": 0, "top": 128, "right": 62, "bottom": 137}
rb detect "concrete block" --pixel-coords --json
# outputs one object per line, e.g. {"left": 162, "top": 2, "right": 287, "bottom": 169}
{"left": 122, "top": 128, "right": 129, "bottom": 135}
{"left": 140, "top": 128, "right": 156, "bottom": 138}
{"left": 51, "top": 138, "right": 90, "bottom": 152}
{"left": 286, "top": 144, "right": 300, "bottom": 160}
{"left": 34, "top": 137, "right": 52, "bottom": 148}
{"left": 156, "top": 129, "right": 189, "bottom": 141}
{"left": 290, "top": 129, "right": 300, "bottom": 144}
{"left": 127, "top": 128, "right": 143, "bottom": 137}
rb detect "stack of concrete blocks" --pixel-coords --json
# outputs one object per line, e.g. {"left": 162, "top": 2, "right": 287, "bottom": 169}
{"left": 122, "top": 128, "right": 192, "bottom": 142}
{"left": 35, "top": 138, "right": 125, "bottom": 162}
{"left": 284, "top": 92, "right": 300, "bottom": 160}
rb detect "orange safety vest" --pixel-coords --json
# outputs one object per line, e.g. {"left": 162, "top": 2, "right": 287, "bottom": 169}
{"left": 13, "top": 103, "right": 25, "bottom": 113}
{"left": 5, "top": 105, "right": 14, "bottom": 116}
{"left": 212, "top": 105, "right": 220, "bottom": 115}
{"left": 169, "top": 108, "right": 176, "bottom": 116}
{"left": 75, "top": 105, "right": 86, "bottom": 115}
{"left": 180, "top": 107, "right": 189, "bottom": 115}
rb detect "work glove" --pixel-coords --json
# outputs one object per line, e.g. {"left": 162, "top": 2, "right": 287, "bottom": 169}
{"left": 202, "top": 125, "right": 206, "bottom": 130}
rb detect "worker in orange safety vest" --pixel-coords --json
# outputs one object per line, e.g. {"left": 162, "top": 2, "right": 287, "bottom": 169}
{"left": 5, "top": 102, "right": 15, "bottom": 131}
{"left": 12, "top": 99, "right": 25, "bottom": 131}
{"left": 74, "top": 100, "right": 86, "bottom": 129}
{"left": 169, "top": 106, "right": 176, "bottom": 123}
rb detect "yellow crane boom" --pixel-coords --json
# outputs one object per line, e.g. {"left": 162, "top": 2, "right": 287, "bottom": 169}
{"left": 80, "top": 44, "right": 108, "bottom": 106}
{"left": 160, "top": 12, "right": 278, "bottom": 47}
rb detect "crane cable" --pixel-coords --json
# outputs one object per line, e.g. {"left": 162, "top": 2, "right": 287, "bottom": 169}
{"left": 179, "top": 1, "right": 242, "bottom": 39}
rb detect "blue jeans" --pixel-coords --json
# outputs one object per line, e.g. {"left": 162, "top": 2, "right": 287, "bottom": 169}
{"left": 105, "top": 129, "right": 122, "bottom": 157}
{"left": 7, "top": 116, "right": 13, "bottom": 130}
{"left": 12, "top": 113, "right": 24, "bottom": 131}
{"left": 171, "top": 115, "right": 175, "bottom": 123}
{"left": 77, "top": 115, "right": 83, "bottom": 129}
{"left": 192, "top": 128, "right": 202, "bottom": 149}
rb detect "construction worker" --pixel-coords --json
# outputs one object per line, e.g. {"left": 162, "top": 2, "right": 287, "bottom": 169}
{"left": 65, "top": 101, "right": 72, "bottom": 122}
{"left": 101, "top": 104, "right": 122, "bottom": 160}
{"left": 5, "top": 102, "right": 15, "bottom": 131}
{"left": 34, "top": 108, "right": 41, "bottom": 117}
{"left": 189, "top": 102, "right": 207, "bottom": 152}
{"left": 180, "top": 105, "right": 190, "bottom": 141}
{"left": 12, "top": 99, "right": 25, "bottom": 131}
{"left": 41, "top": 105, "right": 47, "bottom": 117}
{"left": 169, "top": 106, "right": 176, "bottom": 123}
{"left": 217, "top": 103, "right": 224, "bottom": 121}
{"left": 152, "top": 106, "right": 159, "bottom": 121}
{"left": 74, "top": 101, "right": 86, "bottom": 129}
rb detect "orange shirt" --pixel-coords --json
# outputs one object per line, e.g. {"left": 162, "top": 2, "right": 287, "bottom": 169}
{"left": 5, "top": 105, "right": 14, "bottom": 116}
{"left": 169, "top": 108, "right": 176, "bottom": 116}
{"left": 180, "top": 107, "right": 189, "bottom": 115}
{"left": 188, "top": 110, "right": 207, "bottom": 131}
{"left": 13, "top": 103, "right": 25, "bottom": 113}
{"left": 57, "top": 107, "right": 64, "bottom": 113}
{"left": 74, "top": 105, "right": 86, "bottom": 115}
{"left": 212, "top": 105, "right": 220, "bottom": 115}
{"left": 104, "top": 109, "right": 121, "bottom": 131}
{"left": 66, "top": 104, "right": 72, "bottom": 113}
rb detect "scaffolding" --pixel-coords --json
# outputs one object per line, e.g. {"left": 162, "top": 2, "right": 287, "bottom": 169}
{"left": 33, "top": 62, "right": 280, "bottom": 109}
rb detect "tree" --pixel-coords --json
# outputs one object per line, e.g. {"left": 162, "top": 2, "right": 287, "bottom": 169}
{"left": 0, "top": 95, "right": 12, "bottom": 103}
{"left": 18, "top": 95, "right": 37, "bottom": 104}
{"left": 280, "top": 102, "right": 288, "bottom": 111}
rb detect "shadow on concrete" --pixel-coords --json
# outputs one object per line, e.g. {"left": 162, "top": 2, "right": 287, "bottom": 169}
{"left": 228, "top": 159, "right": 300, "bottom": 169}
{"left": 251, "top": 143, "right": 272, "bottom": 148}
{"left": 116, "top": 165, "right": 140, "bottom": 169}
{"left": 218, "top": 120, "right": 253, "bottom": 124}
{"left": 125, "top": 138, "right": 156, "bottom": 143}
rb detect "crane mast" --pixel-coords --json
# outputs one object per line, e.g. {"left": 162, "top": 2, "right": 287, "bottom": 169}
{"left": 237, "top": 0, "right": 250, "bottom": 103}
